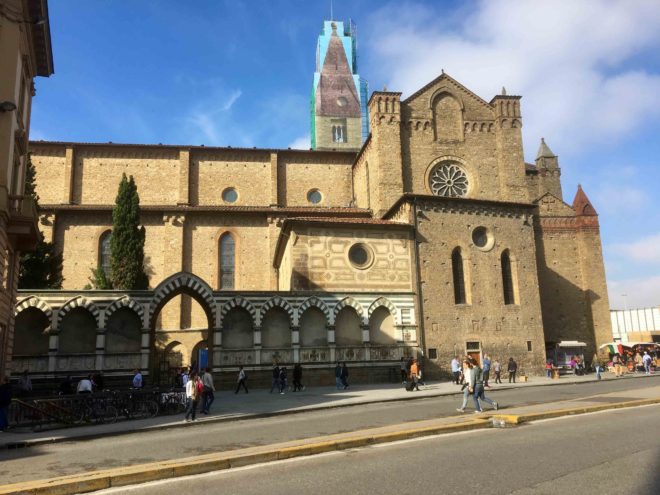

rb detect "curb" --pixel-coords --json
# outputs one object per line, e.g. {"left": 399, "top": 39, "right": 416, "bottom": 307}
{"left": 1, "top": 398, "right": 659, "bottom": 495}
{"left": 0, "top": 418, "right": 490, "bottom": 495}
{"left": 491, "top": 397, "right": 660, "bottom": 425}
{"left": 2, "top": 373, "right": 657, "bottom": 450}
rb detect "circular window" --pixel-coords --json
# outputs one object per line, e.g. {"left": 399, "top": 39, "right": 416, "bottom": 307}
{"left": 307, "top": 189, "right": 322, "bottom": 205}
{"left": 336, "top": 96, "right": 347, "bottom": 107}
{"left": 348, "top": 243, "right": 374, "bottom": 270}
{"left": 429, "top": 162, "right": 469, "bottom": 197}
{"left": 222, "top": 187, "right": 238, "bottom": 203}
{"left": 472, "top": 226, "right": 494, "bottom": 251}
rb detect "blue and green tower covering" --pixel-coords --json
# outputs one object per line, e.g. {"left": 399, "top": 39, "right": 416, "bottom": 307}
{"left": 311, "top": 20, "right": 369, "bottom": 150}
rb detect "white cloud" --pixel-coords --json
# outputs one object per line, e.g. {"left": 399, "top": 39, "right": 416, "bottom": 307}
{"left": 288, "top": 134, "right": 310, "bottom": 150}
{"left": 609, "top": 275, "right": 660, "bottom": 309}
{"left": 364, "top": 0, "right": 660, "bottom": 159}
{"left": 184, "top": 89, "right": 242, "bottom": 145}
{"left": 611, "top": 233, "right": 660, "bottom": 264}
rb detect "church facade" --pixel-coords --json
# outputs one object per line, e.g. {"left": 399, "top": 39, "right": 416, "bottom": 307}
{"left": 11, "top": 22, "right": 612, "bottom": 386}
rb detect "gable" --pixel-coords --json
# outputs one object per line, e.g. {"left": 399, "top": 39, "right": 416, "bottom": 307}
{"left": 403, "top": 73, "right": 495, "bottom": 120}
{"left": 534, "top": 192, "right": 576, "bottom": 217}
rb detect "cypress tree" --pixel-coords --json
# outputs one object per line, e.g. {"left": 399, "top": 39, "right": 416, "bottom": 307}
{"left": 109, "top": 174, "right": 148, "bottom": 290}
{"left": 18, "top": 155, "right": 64, "bottom": 289}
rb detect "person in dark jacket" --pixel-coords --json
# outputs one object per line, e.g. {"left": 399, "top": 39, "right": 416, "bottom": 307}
{"left": 340, "top": 362, "right": 349, "bottom": 389}
{"left": 292, "top": 363, "right": 304, "bottom": 392}
{"left": 269, "top": 363, "right": 280, "bottom": 393}
{"left": 334, "top": 362, "right": 342, "bottom": 390}
{"left": 278, "top": 366, "right": 288, "bottom": 394}
{"left": 507, "top": 357, "right": 518, "bottom": 383}
{"left": 59, "top": 376, "right": 74, "bottom": 395}
{"left": 0, "top": 376, "right": 12, "bottom": 431}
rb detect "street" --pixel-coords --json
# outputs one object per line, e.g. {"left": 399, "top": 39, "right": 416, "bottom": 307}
{"left": 0, "top": 377, "right": 658, "bottom": 484}
{"left": 94, "top": 404, "right": 660, "bottom": 495}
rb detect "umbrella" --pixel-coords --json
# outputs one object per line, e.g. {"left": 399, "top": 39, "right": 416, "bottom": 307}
{"left": 598, "top": 343, "right": 630, "bottom": 355}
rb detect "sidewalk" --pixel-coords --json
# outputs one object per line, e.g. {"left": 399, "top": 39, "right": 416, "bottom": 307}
{"left": 1, "top": 371, "right": 657, "bottom": 449}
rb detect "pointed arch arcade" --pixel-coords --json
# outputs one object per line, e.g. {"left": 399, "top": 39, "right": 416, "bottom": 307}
{"left": 150, "top": 272, "right": 216, "bottom": 329}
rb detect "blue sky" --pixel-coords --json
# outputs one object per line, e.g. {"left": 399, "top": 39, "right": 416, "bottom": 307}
{"left": 31, "top": 0, "right": 660, "bottom": 309}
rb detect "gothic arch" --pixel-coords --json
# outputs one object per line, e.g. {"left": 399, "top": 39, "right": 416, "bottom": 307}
{"left": 368, "top": 297, "right": 400, "bottom": 325}
{"left": 104, "top": 296, "right": 145, "bottom": 328}
{"left": 298, "top": 297, "right": 331, "bottom": 324}
{"left": 15, "top": 296, "right": 53, "bottom": 323}
{"left": 258, "top": 296, "right": 294, "bottom": 327}
{"left": 220, "top": 296, "right": 257, "bottom": 327}
{"left": 57, "top": 296, "right": 100, "bottom": 330}
{"left": 150, "top": 272, "right": 216, "bottom": 327}
{"left": 332, "top": 297, "right": 365, "bottom": 325}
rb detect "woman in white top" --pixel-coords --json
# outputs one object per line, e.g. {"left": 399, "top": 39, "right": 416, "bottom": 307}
{"left": 184, "top": 372, "right": 198, "bottom": 422}
{"left": 457, "top": 360, "right": 473, "bottom": 413}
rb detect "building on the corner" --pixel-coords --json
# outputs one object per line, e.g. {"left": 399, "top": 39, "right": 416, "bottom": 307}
{"left": 311, "top": 20, "right": 368, "bottom": 151}
{"left": 610, "top": 307, "right": 660, "bottom": 343}
{"left": 13, "top": 17, "right": 613, "bottom": 387}
{"left": 0, "top": 0, "right": 54, "bottom": 378}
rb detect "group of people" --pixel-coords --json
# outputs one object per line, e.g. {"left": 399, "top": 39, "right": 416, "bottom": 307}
{"left": 455, "top": 356, "right": 499, "bottom": 413}
{"left": 269, "top": 363, "right": 305, "bottom": 394}
{"left": 183, "top": 367, "right": 216, "bottom": 422}
{"left": 609, "top": 351, "right": 656, "bottom": 377}
{"left": 400, "top": 357, "right": 424, "bottom": 391}
{"left": 451, "top": 355, "right": 518, "bottom": 386}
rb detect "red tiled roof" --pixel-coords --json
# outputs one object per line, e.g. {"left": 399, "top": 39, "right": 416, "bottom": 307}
{"left": 571, "top": 184, "right": 598, "bottom": 216}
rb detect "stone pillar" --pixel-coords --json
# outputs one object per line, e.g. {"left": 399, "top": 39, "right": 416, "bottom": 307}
{"left": 178, "top": 149, "right": 190, "bottom": 205}
{"left": 140, "top": 329, "right": 150, "bottom": 371}
{"left": 253, "top": 326, "right": 261, "bottom": 365}
{"left": 62, "top": 146, "right": 76, "bottom": 204}
{"left": 95, "top": 331, "right": 105, "bottom": 371}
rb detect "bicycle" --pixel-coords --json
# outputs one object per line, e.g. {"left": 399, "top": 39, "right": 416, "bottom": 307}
{"left": 72, "top": 396, "right": 118, "bottom": 425}
{"left": 115, "top": 390, "right": 159, "bottom": 420}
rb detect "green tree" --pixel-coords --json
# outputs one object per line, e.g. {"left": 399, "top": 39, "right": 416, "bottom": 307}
{"left": 18, "top": 155, "right": 63, "bottom": 289}
{"left": 109, "top": 174, "right": 148, "bottom": 290}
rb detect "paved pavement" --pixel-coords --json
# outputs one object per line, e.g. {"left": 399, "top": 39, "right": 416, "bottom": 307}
{"left": 1, "top": 372, "right": 657, "bottom": 449}
{"left": 95, "top": 404, "right": 659, "bottom": 495}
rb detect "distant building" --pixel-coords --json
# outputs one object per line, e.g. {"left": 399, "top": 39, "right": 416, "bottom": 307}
{"left": 0, "top": 0, "right": 54, "bottom": 378}
{"left": 311, "top": 20, "right": 368, "bottom": 151}
{"left": 610, "top": 306, "right": 660, "bottom": 343}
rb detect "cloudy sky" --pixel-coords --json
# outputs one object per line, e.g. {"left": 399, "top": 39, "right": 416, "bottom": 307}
{"left": 31, "top": 0, "right": 660, "bottom": 309}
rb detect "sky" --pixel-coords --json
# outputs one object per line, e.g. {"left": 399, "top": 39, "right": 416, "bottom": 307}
{"left": 31, "top": 0, "right": 660, "bottom": 309}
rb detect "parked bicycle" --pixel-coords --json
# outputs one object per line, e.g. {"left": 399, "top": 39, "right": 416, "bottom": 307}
{"left": 113, "top": 390, "right": 158, "bottom": 420}
{"left": 72, "top": 396, "right": 118, "bottom": 425}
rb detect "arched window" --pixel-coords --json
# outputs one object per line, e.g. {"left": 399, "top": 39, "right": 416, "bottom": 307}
{"left": 99, "top": 230, "right": 112, "bottom": 277}
{"left": 219, "top": 233, "right": 235, "bottom": 290}
{"left": 452, "top": 248, "right": 466, "bottom": 305}
{"left": 501, "top": 250, "right": 516, "bottom": 305}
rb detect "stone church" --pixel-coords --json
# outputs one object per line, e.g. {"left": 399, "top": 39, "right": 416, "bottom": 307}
{"left": 11, "top": 20, "right": 612, "bottom": 385}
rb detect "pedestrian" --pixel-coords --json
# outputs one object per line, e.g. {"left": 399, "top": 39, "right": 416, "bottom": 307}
{"left": 400, "top": 357, "right": 408, "bottom": 384}
{"left": 334, "top": 362, "right": 342, "bottom": 390}
{"left": 507, "top": 357, "right": 517, "bottom": 383}
{"left": 569, "top": 356, "right": 577, "bottom": 375}
{"left": 451, "top": 356, "right": 461, "bottom": 384}
{"left": 292, "top": 363, "right": 304, "bottom": 392}
{"left": 592, "top": 355, "right": 602, "bottom": 380}
{"left": 181, "top": 368, "right": 190, "bottom": 387}
{"left": 340, "top": 362, "right": 349, "bottom": 389}
{"left": 482, "top": 353, "right": 491, "bottom": 387}
{"left": 59, "top": 375, "right": 73, "bottom": 395}
{"left": 201, "top": 368, "right": 215, "bottom": 414}
{"left": 279, "top": 365, "right": 288, "bottom": 394}
{"left": 545, "top": 361, "right": 553, "bottom": 378}
{"left": 407, "top": 358, "right": 420, "bottom": 391}
{"left": 470, "top": 358, "right": 498, "bottom": 413}
{"left": 642, "top": 352, "right": 652, "bottom": 374}
{"left": 493, "top": 359, "right": 502, "bottom": 384}
{"left": 184, "top": 372, "right": 198, "bottom": 422}
{"left": 77, "top": 375, "right": 93, "bottom": 394}
{"left": 18, "top": 370, "right": 32, "bottom": 396}
{"left": 612, "top": 353, "right": 623, "bottom": 377}
{"left": 235, "top": 366, "right": 248, "bottom": 393}
{"left": 634, "top": 352, "right": 643, "bottom": 373}
{"left": 456, "top": 359, "right": 474, "bottom": 413}
{"left": 132, "top": 369, "right": 143, "bottom": 389}
{"left": 0, "top": 376, "right": 11, "bottom": 431}
{"left": 270, "top": 363, "right": 280, "bottom": 393}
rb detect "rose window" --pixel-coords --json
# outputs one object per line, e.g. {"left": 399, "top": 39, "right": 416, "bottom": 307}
{"left": 429, "top": 163, "right": 469, "bottom": 197}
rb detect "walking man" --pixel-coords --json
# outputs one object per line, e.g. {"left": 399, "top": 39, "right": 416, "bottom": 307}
{"left": 507, "top": 357, "right": 518, "bottom": 383}
{"left": 451, "top": 356, "right": 461, "bottom": 384}
{"left": 340, "top": 362, "right": 349, "bottom": 389}
{"left": 270, "top": 363, "right": 280, "bottom": 393}
{"left": 184, "top": 372, "right": 198, "bottom": 422}
{"left": 132, "top": 369, "right": 143, "bottom": 389}
{"left": 470, "top": 358, "right": 498, "bottom": 413}
{"left": 407, "top": 358, "right": 420, "bottom": 391}
{"left": 235, "top": 366, "right": 248, "bottom": 393}
{"left": 334, "top": 362, "right": 343, "bottom": 390}
{"left": 482, "top": 353, "right": 491, "bottom": 388}
{"left": 201, "top": 368, "right": 215, "bottom": 414}
{"left": 292, "top": 363, "right": 304, "bottom": 391}
{"left": 642, "top": 351, "right": 652, "bottom": 374}
{"left": 278, "top": 365, "right": 288, "bottom": 394}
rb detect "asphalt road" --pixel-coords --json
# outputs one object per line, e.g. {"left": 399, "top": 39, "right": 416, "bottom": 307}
{"left": 94, "top": 405, "right": 660, "bottom": 495}
{"left": 0, "top": 378, "right": 658, "bottom": 484}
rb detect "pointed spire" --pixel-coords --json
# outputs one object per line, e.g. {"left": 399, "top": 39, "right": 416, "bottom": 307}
{"left": 501, "top": 86, "right": 507, "bottom": 95}
{"left": 572, "top": 184, "right": 597, "bottom": 216}
{"left": 536, "top": 138, "right": 556, "bottom": 159}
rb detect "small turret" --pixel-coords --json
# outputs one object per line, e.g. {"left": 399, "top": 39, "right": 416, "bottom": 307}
{"left": 535, "top": 137, "right": 562, "bottom": 199}
{"left": 572, "top": 184, "right": 597, "bottom": 217}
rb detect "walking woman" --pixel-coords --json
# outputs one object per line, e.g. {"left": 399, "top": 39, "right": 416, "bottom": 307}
{"left": 470, "top": 358, "right": 498, "bottom": 412}
{"left": 235, "top": 366, "right": 248, "bottom": 393}
{"left": 493, "top": 359, "right": 502, "bottom": 384}
{"left": 184, "top": 372, "right": 198, "bottom": 422}
{"left": 456, "top": 359, "right": 474, "bottom": 413}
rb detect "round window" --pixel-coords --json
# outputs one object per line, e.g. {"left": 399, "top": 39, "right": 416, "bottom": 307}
{"left": 307, "top": 189, "right": 322, "bottom": 205}
{"left": 336, "top": 96, "right": 347, "bottom": 107}
{"left": 222, "top": 187, "right": 238, "bottom": 203}
{"left": 429, "top": 162, "right": 469, "bottom": 197}
{"left": 472, "top": 226, "right": 494, "bottom": 251}
{"left": 348, "top": 243, "right": 373, "bottom": 269}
